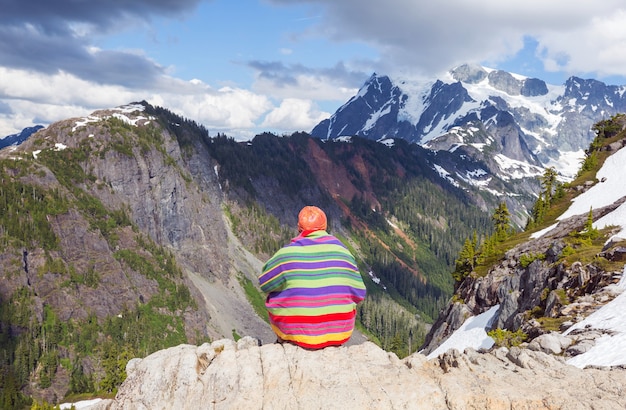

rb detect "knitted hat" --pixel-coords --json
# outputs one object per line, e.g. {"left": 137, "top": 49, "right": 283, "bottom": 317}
{"left": 297, "top": 206, "right": 327, "bottom": 232}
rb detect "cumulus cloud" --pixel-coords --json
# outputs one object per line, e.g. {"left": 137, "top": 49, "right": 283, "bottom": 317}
{"left": 0, "top": 0, "right": 345, "bottom": 139}
{"left": 3, "top": 0, "right": 626, "bottom": 140}
{"left": 0, "top": 0, "right": 202, "bottom": 86}
{"left": 0, "top": 67, "right": 274, "bottom": 139}
{"left": 150, "top": 85, "right": 273, "bottom": 129}
{"left": 261, "top": 98, "right": 329, "bottom": 130}
{"left": 536, "top": 9, "right": 626, "bottom": 77}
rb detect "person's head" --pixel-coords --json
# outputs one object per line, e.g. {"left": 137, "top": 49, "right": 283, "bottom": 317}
{"left": 297, "top": 206, "right": 327, "bottom": 232}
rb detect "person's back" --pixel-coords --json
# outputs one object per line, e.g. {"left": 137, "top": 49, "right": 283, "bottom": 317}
{"left": 258, "top": 206, "right": 366, "bottom": 349}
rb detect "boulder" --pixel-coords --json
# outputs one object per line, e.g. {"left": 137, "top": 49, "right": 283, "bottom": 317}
{"left": 527, "top": 332, "right": 572, "bottom": 355}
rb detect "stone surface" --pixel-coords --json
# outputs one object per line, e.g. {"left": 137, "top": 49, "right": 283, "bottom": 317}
{"left": 527, "top": 332, "right": 572, "bottom": 355}
{"left": 88, "top": 337, "right": 626, "bottom": 410}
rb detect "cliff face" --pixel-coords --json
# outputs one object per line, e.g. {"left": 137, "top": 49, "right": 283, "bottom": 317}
{"left": 0, "top": 103, "right": 277, "bottom": 403}
{"left": 0, "top": 104, "right": 272, "bottom": 343}
{"left": 89, "top": 337, "right": 626, "bottom": 410}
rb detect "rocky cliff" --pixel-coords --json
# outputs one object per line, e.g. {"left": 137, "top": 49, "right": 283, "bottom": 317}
{"left": 0, "top": 103, "right": 273, "bottom": 343}
{"left": 421, "top": 130, "right": 626, "bottom": 357}
{"left": 87, "top": 336, "right": 626, "bottom": 410}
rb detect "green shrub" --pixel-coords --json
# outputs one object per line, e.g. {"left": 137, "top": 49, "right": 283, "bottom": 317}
{"left": 560, "top": 245, "right": 575, "bottom": 258}
{"left": 519, "top": 252, "right": 545, "bottom": 268}
{"left": 488, "top": 328, "right": 528, "bottom": 347}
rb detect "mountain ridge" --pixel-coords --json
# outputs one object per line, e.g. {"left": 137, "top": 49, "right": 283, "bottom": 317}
{"left": 0, "top": 125, "right": 44, "bottom": 150}
{"left": 311, "top": 65, "right": 626, "bottom": 226}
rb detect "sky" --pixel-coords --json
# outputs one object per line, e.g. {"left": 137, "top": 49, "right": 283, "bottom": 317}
{"left": 3, "top": 1, "right": 626, "bottom": 141}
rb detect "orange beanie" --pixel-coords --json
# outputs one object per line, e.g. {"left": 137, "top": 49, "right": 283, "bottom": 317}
{"left": 297, "top": 206, "right": 327, "bottom": 232}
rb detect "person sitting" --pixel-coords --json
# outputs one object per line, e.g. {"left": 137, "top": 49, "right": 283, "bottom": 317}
{"left": 258, "top": 206, "right": 367, "bottom": 349}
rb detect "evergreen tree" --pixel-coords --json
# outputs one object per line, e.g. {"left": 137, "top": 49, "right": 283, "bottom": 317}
{"left": 492, "top": 202, "right": 511, "bottom": 241}
{"left": 526, "top": 167, "right": 562, "bottom": 229}
{"left": 580, "top": 207, "right": 599, "bottom": 240}
{"left": 453, "top": 232, "right": 478, "bottom": 282}
{"left": 539, "top": 167, "right": 558, "bottom": 206}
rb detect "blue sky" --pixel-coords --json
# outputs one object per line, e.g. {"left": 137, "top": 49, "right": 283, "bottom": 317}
{"left": 2, "top": 0, "right": 626, "bottom": 140}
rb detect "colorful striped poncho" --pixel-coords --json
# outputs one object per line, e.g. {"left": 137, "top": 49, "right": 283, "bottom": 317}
{"left": 259, "top": 230, "right": 366, "bottom": 349}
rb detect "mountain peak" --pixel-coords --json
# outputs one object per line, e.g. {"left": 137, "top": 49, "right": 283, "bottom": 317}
{"left": 310, "top": 66, "right": 626, "bottom": 225}
{"left": 450, "top": 63, "right": 488, "bottom": 84}
{"left": 0, "top": 125, "right": 44, "bottom": 150}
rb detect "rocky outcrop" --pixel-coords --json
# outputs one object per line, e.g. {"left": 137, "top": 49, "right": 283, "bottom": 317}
{"left": 89, "top": 337, "right": 626, "bottom": 410}
{"left": 421, "top": 195, "right": 626, "bottom": 355}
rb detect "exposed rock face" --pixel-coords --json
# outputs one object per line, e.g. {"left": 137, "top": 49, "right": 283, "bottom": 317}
{"left": 421, "top": 195, "right": 626, "bottom": 355}
{"left": 90, "top": 337, "right": 626, "bottom": 410}
{"left": 0, "top": 103, "right": 276, "bottom": 348}
{"left": 488, "top": 70, "right": 522, "bottom": 95}
{"left": 521, "top": 78, "right": 549, "bottom": 97}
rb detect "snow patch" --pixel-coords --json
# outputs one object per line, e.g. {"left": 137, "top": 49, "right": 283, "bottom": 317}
{"left": 544, "top": 150, "right": 585, "bottom": 180}
{"left": 493, "top": 154, "right": 544, "bottom": 180}
{"left": 426, "top": 305, "right": 499, "bottom": 359}
{"left": 558, "top": 146, "right": 626, "bottom": 242}
{"left": 60, "top": 398, "right": 103, "bottom": 409}
{"left": 334, "top": 136, "right": 352, "bottom": 143}
{"left": 72, "top": 115, "right": 100, "bottom": 132}
{"left": 368, "top": 270, "right": 387, "bottom": 290}
{"left": 72, "top": 104, "right": 153, "bottom": 132}
{"left": 433, "top": 164, "right": 460, "bottom": 187}
{"left": 564, "top": 273, "right": 626, "bottom": 368}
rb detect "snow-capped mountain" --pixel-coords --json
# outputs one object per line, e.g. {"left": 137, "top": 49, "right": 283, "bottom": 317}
{"left": 0, "top": 125, "right": 44, "bottom": 150}
{"left": 312, "top": 64, "right": 626, "bottom": 225}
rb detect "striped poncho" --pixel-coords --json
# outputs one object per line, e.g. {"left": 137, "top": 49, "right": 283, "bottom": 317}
{"left": 259, "top": 230, "right": 366, "bottom": 349}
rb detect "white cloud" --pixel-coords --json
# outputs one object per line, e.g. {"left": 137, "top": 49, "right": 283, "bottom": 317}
{"left": 253, "top": 72, "right": 358, "bottom": 102}
{"left": 0, "top": 67, "right": 136, "bottom": 107}
{"left": 150, "top": 86, "right": 273, "bottom": 129}
{"left": 0, "top": 67, "right": 290, "bottom": 140}
{"left": 5, "top": 0, "right": 626, "bottom": 140}
{"left": 536, "top": 9, "right": 626, "bottom": 77}
{"left": 261, "top": 98, "right": 329, "bottom": 130}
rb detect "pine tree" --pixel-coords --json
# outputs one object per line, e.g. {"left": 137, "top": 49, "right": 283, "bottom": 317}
{"left": 539, "top": 167, "right": 558, "bottom": 206}
{"left": 453, "top": 232, "right": 478, "bottom": 282}
{"left": 492, "top": 202, "right": 511, "bottom": 241}
{"left": 580, "top": 207, "right": 598, "bottom": 240}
